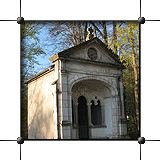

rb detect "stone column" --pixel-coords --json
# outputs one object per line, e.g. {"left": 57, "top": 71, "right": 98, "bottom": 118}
{"left": 101, "top": 101, "right": 106, "bottom": 126}
{"left": 117, "top": 76, "right": 128, "bottom": 137}
{"left": 111, "top": 96, "right": 119, "bottom": 138}
{"left": 118, "top": 119, "right": 127, "bottom": 136}
{"left": 75, "top": 101, "right": 79, "bottom": 127}
{"left": 61, "top": 66, "right": 72, "bottom": 139}
{"left": 55, "top": 60, "right": 63, "bottom": 139}
{"left": 118, "top": 79, "right": 128, "bottom": 137}
{"left": 87, "top": 101, "right": 92, "bottom": 126}
{"left": 68, "top": 92, "right": 72, "bottom": 123}
{"left": 119, "top": 77, "right": 125, "bottom": 119}
{"left": 104, "top": 97, "right": 113, "bottom": 138}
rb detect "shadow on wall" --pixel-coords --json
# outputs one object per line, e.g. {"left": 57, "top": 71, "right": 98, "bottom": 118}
{"left": 28, "top": 81, "right": 54, "bottom": 139}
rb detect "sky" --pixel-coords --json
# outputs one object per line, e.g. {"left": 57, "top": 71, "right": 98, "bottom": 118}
{"left": 33, "top": 25, "right": 54, "bottom": 72}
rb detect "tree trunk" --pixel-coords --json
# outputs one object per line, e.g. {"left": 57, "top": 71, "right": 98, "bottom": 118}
{"left": 113, "top": 21, "right": 117, "bottom": 53}
{"left": 93, "top": 25, "right": 97, "bottom": 37}
{"left": 90, "top": 21, "right": 105, "bottom": 43}
{"left": 102, "top": 21, "right": 107, "bottom": 45}
{"left": 130, "top": 27, "right": 139, "bottom": 131}
{"left": 84, "top": 21, "right": 88, "bottom": 41}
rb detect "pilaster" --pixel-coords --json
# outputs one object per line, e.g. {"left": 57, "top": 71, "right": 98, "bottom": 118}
{"left": 111, "top": 95, "right": 120, "bottom": 137}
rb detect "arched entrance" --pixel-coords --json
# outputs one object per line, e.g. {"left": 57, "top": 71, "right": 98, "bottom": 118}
{"left": 78, "top": 96, "right": 89, "bottom": 139}
{"left": 71, "top": 79, "right": 114, "bottom": 139}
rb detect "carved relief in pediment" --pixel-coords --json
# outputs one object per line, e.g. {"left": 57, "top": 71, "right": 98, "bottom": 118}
{"left": 69, "top": 44, "right": 117, "bottom": 65}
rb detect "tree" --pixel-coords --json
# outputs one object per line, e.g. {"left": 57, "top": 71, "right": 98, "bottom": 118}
{"left": 21, "top": 21, "right": 46, "bottom": 139}
{"left": 129, "top": 23, "right": 139, "bottom": 131}
{"left": 47, "top": 21, "right": 88, "bottom": 49}
{"left": 113, "top": 21, "right": 117, "bottom": 53}
{"left": 113, "top": 22, "right": 139, "bottom": 136}
{"left": 89, "top": 21, "right": 108, "bottom": 45}
{"left": 48, "top": 21, "right": 112, "bottom": 48}
{"left": 21, "top": 21, "right": 46, "bottom": 79}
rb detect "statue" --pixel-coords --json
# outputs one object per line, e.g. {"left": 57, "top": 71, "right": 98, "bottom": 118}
{"left": 86, "top": 27, "right": 94, "bottom": 41}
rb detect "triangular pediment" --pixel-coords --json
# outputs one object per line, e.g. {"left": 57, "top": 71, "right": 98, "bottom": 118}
{"left": 69, "top": 41, "right": 118, "bottom": 64}
{"left": 49, "top": 37, "right": 123, "bottom": 67}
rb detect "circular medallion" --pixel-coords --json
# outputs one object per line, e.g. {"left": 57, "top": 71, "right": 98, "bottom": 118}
{"left": 87, "top": 48, "right": 97, "bottom": 60}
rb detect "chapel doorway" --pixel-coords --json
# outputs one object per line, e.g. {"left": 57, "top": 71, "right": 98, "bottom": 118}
{"left": 78, "top": 96, "right": 89, "bottom": 139}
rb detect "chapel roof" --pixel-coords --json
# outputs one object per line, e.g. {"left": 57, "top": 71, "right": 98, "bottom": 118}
{"left": 24, "top": 64, "right": 54, "bottom": 84}
{"left": 49, "top": 37, "right": 122, "bottom": 64}
{"left": 24, "top": 37, "right": 124, "bottom": 84}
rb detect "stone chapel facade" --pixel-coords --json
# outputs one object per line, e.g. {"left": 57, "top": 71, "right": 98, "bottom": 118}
{"left": 25, "top": 36, "right": 128, "bottom": 139}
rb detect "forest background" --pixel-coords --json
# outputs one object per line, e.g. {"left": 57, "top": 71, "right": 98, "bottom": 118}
{"left": 21, "top": 21, "right": 139, "bottom": 139}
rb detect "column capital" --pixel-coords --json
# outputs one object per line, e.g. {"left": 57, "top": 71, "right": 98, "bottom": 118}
{"left": 87, "top": 102, "right": 92, "bottom": 106}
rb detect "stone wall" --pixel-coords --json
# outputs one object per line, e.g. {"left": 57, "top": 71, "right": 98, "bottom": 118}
{"left": 28, "top": 71, "right": 57, "bottom": 139}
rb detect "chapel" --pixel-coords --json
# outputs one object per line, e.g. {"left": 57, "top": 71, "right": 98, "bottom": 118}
{"left": 25, "top": 28, "right": 128, "bottom": 139}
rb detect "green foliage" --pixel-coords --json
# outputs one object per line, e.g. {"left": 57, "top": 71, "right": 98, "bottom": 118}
{"left": 21, "top": 21, "right": 46, "bottom": 80}
{"left": 114, "top": 22, "right": 139, "bottom": 137}
{"left": 108, "top": 21, "right": 139, "bottom": 138}
{"left": 21, "top": 22, "right": 46, "bottom": 139}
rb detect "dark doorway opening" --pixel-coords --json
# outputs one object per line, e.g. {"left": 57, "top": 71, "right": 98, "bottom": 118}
{"left": 91, "top": 100, "right": 102, "bottom": 125}
{"left": 78, "top": 96, "right": 89, "bottom": 139}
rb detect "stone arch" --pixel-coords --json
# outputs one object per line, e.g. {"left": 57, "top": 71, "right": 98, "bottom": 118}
{"left": 69, "top": 75, "right": 118, "bottom": 97}
{"left": 68, "top": 75, "right": 119, "bottom": 138}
